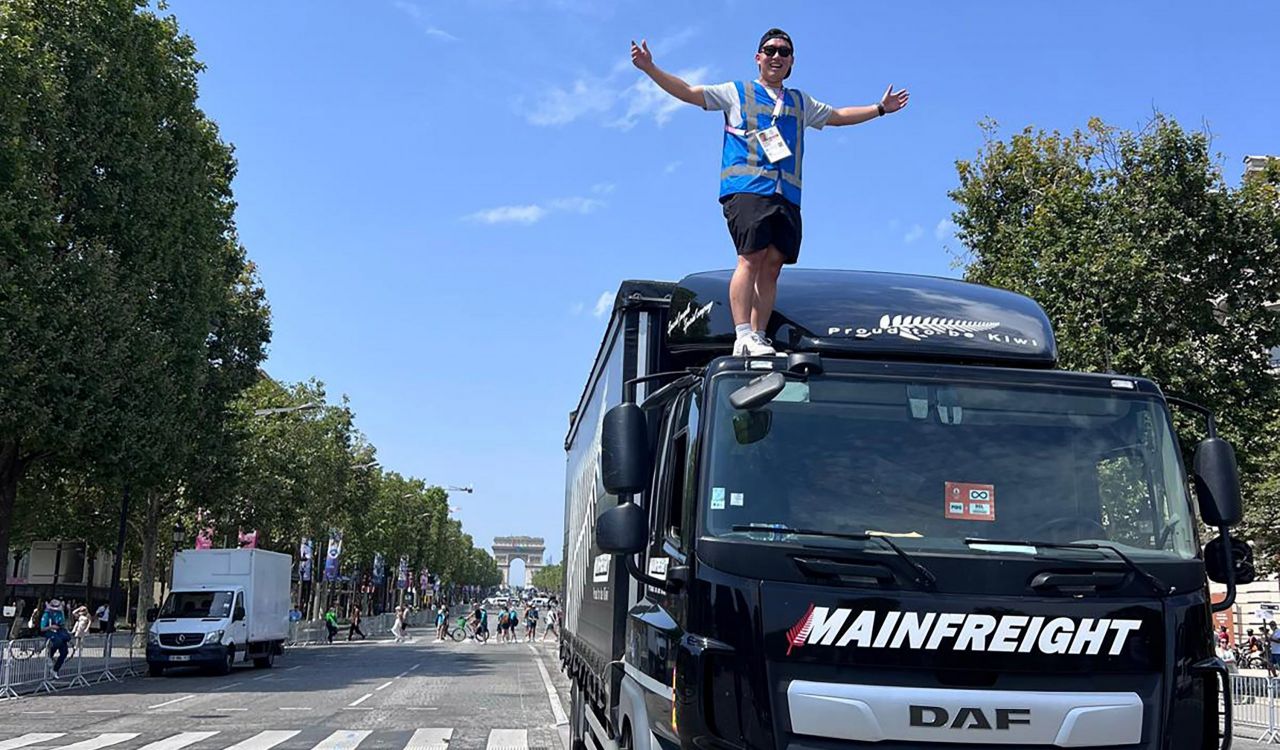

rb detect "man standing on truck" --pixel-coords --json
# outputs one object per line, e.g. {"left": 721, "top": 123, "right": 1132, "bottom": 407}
{"left": 631, "top": 30, "right": 909, "bottom": 356}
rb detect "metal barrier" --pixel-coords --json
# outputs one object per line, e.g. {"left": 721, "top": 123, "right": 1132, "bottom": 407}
{"left": 1231, "top": 674, "right": 1280, "bottom": 743}
{"left": 0, "top": 633, "right": 133, "bottom": 699}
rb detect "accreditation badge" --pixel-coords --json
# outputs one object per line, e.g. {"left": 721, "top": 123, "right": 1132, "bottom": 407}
{"left": 755, "top": 126, "right": 792, "bottom": 163}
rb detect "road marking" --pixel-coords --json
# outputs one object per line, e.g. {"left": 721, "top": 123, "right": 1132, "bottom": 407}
{"left": 50, "top": 735, "right": 139, "bottom": 750}
{"left": 529, "top": 645, "right": 569, "bottom": 726}
{"left": 212, "top": 681, "right": 243, "bottom": 691}
{"left": 485, "top": 729, "right": 528, "bottom": 750}
{"left": 86, "top": 710, "right": 120, "bottom": 714}
{"left": 348, "top": 692, "right": 373, "bottom": 706}
{"left": 135, "top": 732, "right": 219, "bottom": 750}
{"left": 312, "top": 730, "right": 371, "bottom": 750}
{"left": 223, "top": 731, "right": 300, "bottom": 750}
{"left": 405, "top": 729, "right": 453, "bottom": 750}
{"left": 279, "top": 706, "right": 313, "bottom": 711}
{"left": 284, "top": 665, "right": 302, "bottom": 672}
{"left": 375, "top": 680, "right": 394, "bottom": 691}
{"left": 250, "top": 673, "right": 274, "bottom": 681}
{"left": 0, "top": 734, "right": 65, "bottom": 750}
{"left": 147, "top": 694, "right": 195, "bottom": 710}
{"left": 215, "top": 707, "right": 248, "bottom": 712}
{"left": 19, "top": 712, "right": 54, "bottom": 715}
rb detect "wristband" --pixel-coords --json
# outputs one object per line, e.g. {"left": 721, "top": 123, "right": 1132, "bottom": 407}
{"left": 877, "top": 103, "right": 886, "bottom": 117}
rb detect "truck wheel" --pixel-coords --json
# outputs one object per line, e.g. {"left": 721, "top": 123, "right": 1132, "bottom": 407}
{"left": 217, "top": 647, "right": 235, "bottom": 675}
{"left": 253, "top": 649, "right": 274, "bottom": 669}
{"left": 569, "top": 682, "right": 587, "bottom": 750}
{"left": 148, "top": 663, "right": 165, "bottom": 678}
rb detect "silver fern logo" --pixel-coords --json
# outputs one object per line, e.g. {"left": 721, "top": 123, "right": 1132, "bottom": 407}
{"left": 876, "top": 314, "right": 1000, "bottom": 342}
{"left": 827, "top": 314, "right": 1040, "bottom": 347}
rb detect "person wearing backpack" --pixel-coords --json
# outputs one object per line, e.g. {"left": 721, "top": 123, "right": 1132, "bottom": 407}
{"left": 40, "top": 599, "right": 72, "bottom": 679}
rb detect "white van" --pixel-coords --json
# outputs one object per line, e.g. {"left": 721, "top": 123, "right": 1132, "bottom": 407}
{"left": 146, "top": 549, "right": 291, "bottom": 676}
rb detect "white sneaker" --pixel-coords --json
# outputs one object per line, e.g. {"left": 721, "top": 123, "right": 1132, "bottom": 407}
{"left": 733, "top": 333, "right": 776, "bottom": 356}
{"left": 50, "top": 670, "right": 60, "bottom": 679}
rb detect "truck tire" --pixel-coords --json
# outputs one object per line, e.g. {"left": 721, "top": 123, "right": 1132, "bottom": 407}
{"left": 570, "top": 682, "right": 588, "bottom": 750}
{"left": 217, "top": 647, "right": 235, "bottom": 676}
{"left": 148, "top": 663, "right": 165, "bottom": 678}
{"left": 253, "top": 649, "right": 274, "bottom": 669}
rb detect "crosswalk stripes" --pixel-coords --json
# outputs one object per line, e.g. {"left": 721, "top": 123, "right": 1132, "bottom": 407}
{"left": 135, "top": 734, "right": 219, "bottom": 750}
{"left": 0, "top": 735, "right": 66, "bottom": 750}
{"left": 403, "top": 729, "right": 452, "bottom": 750}
{"left": 311, "top": 732, "right": 371, "bottom": 750}
{"left": 221, "top": 732, "right": 299, "bottom": 750}
{"left": 51, "top": 735, "right": 139, "bottom": 750}
{"left": 0, "top": 729, "right": 535, "bottom": 750}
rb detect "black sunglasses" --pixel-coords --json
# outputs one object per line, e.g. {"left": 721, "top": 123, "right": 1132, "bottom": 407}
{"left": 759, "top": 45, "right": 792, "bottom": 58}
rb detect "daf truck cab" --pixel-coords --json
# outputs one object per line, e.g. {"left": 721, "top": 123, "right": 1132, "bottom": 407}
{"left": 562, "top": 270, "right": 1254, "bottom": 750}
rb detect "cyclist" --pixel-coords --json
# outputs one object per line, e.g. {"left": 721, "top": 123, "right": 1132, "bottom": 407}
{"left": 470, "top": 602, "right": 487, "bottom": 642}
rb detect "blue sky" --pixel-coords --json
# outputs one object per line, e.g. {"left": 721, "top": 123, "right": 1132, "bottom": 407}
{"left": 164, "top": 0, "right": 1279, "bottom": 582}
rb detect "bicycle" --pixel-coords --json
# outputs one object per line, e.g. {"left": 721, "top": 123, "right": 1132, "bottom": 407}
{"left": 448, "top": 617, "right": 489, "bottom": 643}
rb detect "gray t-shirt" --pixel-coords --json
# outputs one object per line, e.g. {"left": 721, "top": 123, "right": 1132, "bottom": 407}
{"left": 702, "top": 81, "right": 833, "bottom": 131}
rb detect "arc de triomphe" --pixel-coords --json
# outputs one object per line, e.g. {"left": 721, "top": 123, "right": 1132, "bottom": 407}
{"left": 492, "top": 536, "right": 544, "bottom": 587}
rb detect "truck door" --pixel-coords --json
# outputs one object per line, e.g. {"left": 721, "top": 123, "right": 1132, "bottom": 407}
{"left": 229, "top": 591, "right": 248, "bottom": 650}
{"left": 635, "top": 388, "right": 699, "bottom": 741}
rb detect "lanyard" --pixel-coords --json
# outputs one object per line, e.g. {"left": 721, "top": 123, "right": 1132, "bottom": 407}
{"left": 725, "top": 84, "right": 785, "bottom": 137}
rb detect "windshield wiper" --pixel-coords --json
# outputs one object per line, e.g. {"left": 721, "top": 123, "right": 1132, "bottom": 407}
{"left": 731, "top": 524, "right": 937, "bottom": 590}
{"left": 965, "top": 537, "right": 1173, "bottom": 596}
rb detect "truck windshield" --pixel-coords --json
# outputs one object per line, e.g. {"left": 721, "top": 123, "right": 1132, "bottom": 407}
{"left": 704, "top": 373, "right": 1197, "bottom": 559}
{"left": 159, "top": 590, "right": 235, "bottom": 619}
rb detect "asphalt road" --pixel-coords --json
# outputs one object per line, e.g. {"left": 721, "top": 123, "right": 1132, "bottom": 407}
{"left": 0, "top": 634, "right": 571, "bottom": 750}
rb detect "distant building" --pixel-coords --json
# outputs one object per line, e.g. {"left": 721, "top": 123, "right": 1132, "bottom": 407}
{"left": 1244, "top": 154, "right": 1276, "bottom": 177}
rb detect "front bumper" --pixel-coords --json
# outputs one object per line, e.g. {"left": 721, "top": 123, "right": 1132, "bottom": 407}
{"left": 146, "top": 643, "right": 227, "bottom": 666}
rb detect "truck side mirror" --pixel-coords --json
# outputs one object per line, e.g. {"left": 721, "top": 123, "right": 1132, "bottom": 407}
{"left": 233, "top": 606, "right": 246, "bottom": 622}
{"left": 602, "top": 404, "right": 649, "bottom": 495}
{"left": 1205, "top": 535, "right": 1255, "bottom": 585}
{"left": 1193, "top": 437, "right": 1243, "bottom": 526}
{"left": 146, "top": 608, "right": 158, "bottom": 623}
{"left": 596, "top": 503, "right": 648, "bottom": 555}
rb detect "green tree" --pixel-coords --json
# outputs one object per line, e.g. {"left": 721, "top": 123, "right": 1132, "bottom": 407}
{"left": 0, "top": 0, "right": 271, "bottom": 604}
{"left": 950, "top": 116, "right": 1280, "bottom": 560}
{"left": 531, "top": 562, "right": 563, "bottom": 593}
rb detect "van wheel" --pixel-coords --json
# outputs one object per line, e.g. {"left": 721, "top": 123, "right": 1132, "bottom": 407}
{"left": 217, "top": 647, "right": 234, "bottom": 675}
{"left": 253, "top": 649, "right": 274, "bottom": 669}
{"left": 148, "top": 664, "right": 164, "bottom": 677}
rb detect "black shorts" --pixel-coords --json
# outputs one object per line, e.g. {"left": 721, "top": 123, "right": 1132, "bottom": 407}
{"left": 721, "top": 192, "right": 802, "bottom": 264}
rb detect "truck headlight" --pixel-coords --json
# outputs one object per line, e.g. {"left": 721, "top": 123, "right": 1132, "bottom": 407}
{"left": 148, "top": 631, "right": 159, "bottom": 645}
{"left": 204, "top": 630, "right": 224, "bottom": 645}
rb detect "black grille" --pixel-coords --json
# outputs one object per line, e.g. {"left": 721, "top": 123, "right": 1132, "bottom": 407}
{"left": 159, "top": 633, "right": 203, "bottom": 647}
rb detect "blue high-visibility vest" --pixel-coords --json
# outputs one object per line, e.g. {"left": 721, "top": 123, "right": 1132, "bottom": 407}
{"left": 719, "top": 81, "right": 805, "bottom": 206}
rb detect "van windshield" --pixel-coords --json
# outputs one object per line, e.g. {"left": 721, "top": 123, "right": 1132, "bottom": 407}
{"left": 159, "top": 590, "right": 235, "bottom": 619}
{"left": 703, "top": 373, "right": 1197, "bottom": 559}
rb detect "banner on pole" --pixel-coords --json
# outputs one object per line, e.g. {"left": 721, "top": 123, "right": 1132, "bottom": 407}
{"left": 373, "top": 553, "right": 385, "bottom": 584}
{"left": 324, "top": 531, "right": 343, "bottom": 582}
{"left": 397, "top": 556, "right": 409, "bottom": 589}
{"left": 299, "top": 538, "right": 314, "bottom": 582}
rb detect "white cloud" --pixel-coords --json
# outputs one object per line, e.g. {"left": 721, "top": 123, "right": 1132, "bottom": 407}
{"left": 524, "top": 77, "right": 616, "bottom": 126}
{"left": 903, "top": 224, "right": 924, "bottom": 244}
{"left": 591, "top": 182, "right": 616, "bottom": 195}
{"left": 464, "top": 191, "right": 608, "bottom": 225}
{"left": 392, "top": 1, "right": 457, "bottom": 41}
{"left": 664, "top": 161, "right": 682, "bottom": 174}
{"left": 610, "top": 66, "right": 709, "bottom": 130}
{"left": 935, "top": 218, "right": 958, "bottom": 241}
{"left": 464, "top": 204, "right": 547, "bottom": 225}
{"left": 549, "top": 196, "right": 604, "bottom": 214}
{"left": 592, "top": 291, "right": 613, "bottom": 318}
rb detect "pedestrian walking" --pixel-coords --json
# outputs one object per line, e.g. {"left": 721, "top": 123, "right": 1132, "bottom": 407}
{"left": 1268, "top": 623, "right": 1280, "bottom": 677}
{"left": 542, "top": 607, "right": 559, "bottom": 642}
{"left": 94, "top": 602, "right": 111, "bottom": 633}
{"left": 70, "top": 604, "right": 91, "bottom": 654}
{"left": 40, "top": 599, "right": 71, "bottom": 679}
{"left": 323, "top": 606, "right": 339, "bottom": 644}
{"left": 434, "top": 606, "right": 447, "bottom": 642}
{"left": 525, "top": 603, "right": 538, "bottom": 642}
{"left": 347, "top": 605, "right": 366, "bottom": 641}
{"left": 631, "top": 30, "right": 909, "bottom": 356}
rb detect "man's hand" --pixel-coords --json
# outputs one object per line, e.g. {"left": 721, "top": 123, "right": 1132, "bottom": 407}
{"left": 630, "top": 39, "right": 654, "bottom": 72}
{"left": 881, "top": 84, "right": 910, "bottom": 114}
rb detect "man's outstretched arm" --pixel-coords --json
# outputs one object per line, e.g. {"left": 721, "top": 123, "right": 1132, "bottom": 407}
{"left": 631, "top": 39, "right": 705, "bottom": 107}
{"left": 827, "top": 85, "right": 910, "bottom": 126}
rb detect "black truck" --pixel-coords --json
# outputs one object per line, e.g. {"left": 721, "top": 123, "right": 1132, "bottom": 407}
{"left": 561, "top": 269, "right": 1253, "bottom": 750}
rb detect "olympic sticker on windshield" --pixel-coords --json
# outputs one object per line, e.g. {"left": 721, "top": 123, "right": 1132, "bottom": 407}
{"left": 945, "top": 482, "right": 996, "bottom": 521}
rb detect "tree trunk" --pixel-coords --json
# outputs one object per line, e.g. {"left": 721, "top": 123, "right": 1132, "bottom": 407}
{"left": 134, "top": 490, "right": 163, "bottom": 628}
{"left": 0, "top": 440, "right": 25, "bottom": 608}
